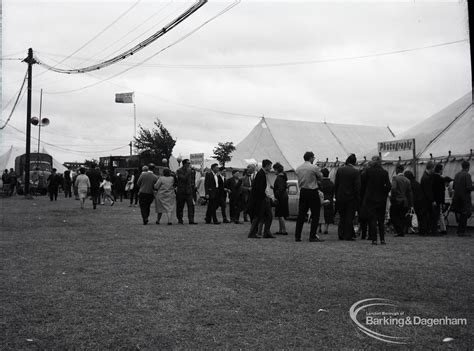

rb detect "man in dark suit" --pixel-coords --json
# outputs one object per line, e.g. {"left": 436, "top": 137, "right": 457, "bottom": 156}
{"left": 205, "top": 163, "right": 221, "bottom": 224}
{"left": 241, "top": 165, "right": 256, "bottom": 222}
{"left": 225, "top": 170, "right": 243, "bottom": 223}
{"left": 390, "top": 164, "right": 413, "bottom": 238}
{"left": 248, "top": 159, "right": 274, "bottom": 238}
{"left": 335, "top": 154, "right": 361, "bottom": 240}
{"left": 452, "top": 161, "right": 472, "bottom": 236}
{"left": 176, "top": 159, "right": 197, "bottom": 225}
{"left": 420, "top": 161, "right": 436, "bottom": 235}
{"left": 86, "top": 165, "right": 102, "bottom": 209}
{"left": 362, "top": 156, "right": 391, "bottom": 244}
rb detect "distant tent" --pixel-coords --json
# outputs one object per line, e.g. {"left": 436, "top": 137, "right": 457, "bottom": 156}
{"left": 0, "top": 146, "right": 68, "bottom": 174}
{"left": 226, "top": 117, "right": 395, "bottom": 171}
{"left": 376, "top": 91, "right": 473, "bottom": 161}
{"left": 362, "top": 91, "right": 473, "bottom": 180}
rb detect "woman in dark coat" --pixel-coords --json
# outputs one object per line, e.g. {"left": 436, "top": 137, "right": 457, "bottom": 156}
{"left": 273, "top": 162, "right": 289, "bottom": 235}
{"left": 319, "top": 168, "right": 335, "bottom": 234}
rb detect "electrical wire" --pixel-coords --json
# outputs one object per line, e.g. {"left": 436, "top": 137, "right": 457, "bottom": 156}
{"left": 132, "top": 38, "right": 469, "bottom": 69}
{"left": 41, "top": 0, "right": 142, "bottom": 73}
{"left": 0, "top": 70, "right": 28, "bottom": 129}
{"left": 5, "top": 124, "right": 130, "bottom": 154}
{"left": 78, "top": 0, "right": 179, "bottom": 66}
{"left": 41, "top": 1, "right": 239, "bottom": 94}
{"left": 35, "top": 0, "right": 208, "bottom": 74}
{"left": 33, "top": 38, "right": 468, "bottom": 70}
{"left": 1, "top": 50, "right": 28, "bottom": 57}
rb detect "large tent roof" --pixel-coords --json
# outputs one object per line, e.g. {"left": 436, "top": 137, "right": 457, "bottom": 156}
{"left": 0, "top": 146, "right": 68, "bottom": 173}
{"left": 227, "top": 117, "right": 395, "bottom": 170}
{"left": 376, "top": 91, "right": 473, "bottom": 160}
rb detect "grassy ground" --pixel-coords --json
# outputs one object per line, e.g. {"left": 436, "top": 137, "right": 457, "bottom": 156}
{"left": 1, "top": 195, "right": 473, "bottom": 350}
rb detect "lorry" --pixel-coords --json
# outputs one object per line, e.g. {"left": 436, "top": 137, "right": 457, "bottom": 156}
{"left": 15, "top": 152, "right": 53, "bottom": 195}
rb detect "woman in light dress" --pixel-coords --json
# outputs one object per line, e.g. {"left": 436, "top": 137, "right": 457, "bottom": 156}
{"left": 154, "top": 168, "right": 176, "bottom": 225}
{"left": 74, "top": 167, "right": 90, "bottom": 209}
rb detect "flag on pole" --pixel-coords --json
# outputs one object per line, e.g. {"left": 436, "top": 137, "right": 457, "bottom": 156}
{"left": 115, "top": 92, "right": 134, "bottom": 103}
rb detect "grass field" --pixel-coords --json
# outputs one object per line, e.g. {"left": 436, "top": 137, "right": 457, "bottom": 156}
{"left": 1, "top": 195, "right": 473, "bottom": 349}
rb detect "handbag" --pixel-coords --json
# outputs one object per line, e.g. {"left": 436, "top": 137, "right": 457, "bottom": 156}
{"left": 125, "top": 181, "right": 134, "bottom": 192}
{"left": 406, "top": 207, "right": 417, "bottom": 228}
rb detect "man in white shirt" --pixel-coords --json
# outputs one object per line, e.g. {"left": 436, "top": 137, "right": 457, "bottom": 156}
{"left": 294, "top": 151, "right": 324, "bottom": 242}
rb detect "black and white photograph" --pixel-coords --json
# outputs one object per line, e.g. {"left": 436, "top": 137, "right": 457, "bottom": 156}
{"left": 1, "top": 0, "right": 473, "bottom": 348}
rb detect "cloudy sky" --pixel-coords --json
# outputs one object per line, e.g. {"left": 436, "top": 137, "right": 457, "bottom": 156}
{"left": 1, "top": 0, "right": 471, "bottom": 164}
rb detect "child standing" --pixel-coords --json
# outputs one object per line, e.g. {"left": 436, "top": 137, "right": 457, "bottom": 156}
{"left": 100, "top": 176, "right": 115, "bottom": 206}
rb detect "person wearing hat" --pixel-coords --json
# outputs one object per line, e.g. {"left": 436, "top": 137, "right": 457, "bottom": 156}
{"left": 175, "top": 159, "right": 198, "bottom": 224}
{"left": 334, "top": 153, "right": 361, "bottom": 241}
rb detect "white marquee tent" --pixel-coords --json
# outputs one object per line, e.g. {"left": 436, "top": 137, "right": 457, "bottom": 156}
{"left": 0, "top": 146, "right": 68, "bottom": 174}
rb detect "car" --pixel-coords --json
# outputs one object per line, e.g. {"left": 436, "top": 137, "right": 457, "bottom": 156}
{"left": 287, "top": 179, "right": 300, "bottom": 218}
{"left": 287, "top": 179, "right": 330, "bottom": 219}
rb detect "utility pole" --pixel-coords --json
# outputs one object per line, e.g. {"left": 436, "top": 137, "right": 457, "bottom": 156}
{"left": 23, "top": 48, "right": 36, "bottom": 197}
{"left": 469, "top": 1, "right": 473, "bottom": 97}
{"left": 129, "top": 141, "right": 133, "bottom": 156}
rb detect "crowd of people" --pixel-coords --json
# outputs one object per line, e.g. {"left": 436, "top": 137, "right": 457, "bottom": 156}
{"left": 3, "top": 153, "right": 472, "bottom": 239}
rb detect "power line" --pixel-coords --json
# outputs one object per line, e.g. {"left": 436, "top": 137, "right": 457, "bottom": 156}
{"left": 35, "top": 0, "right": 208, "bottom": 74}
{"left": 32, "top": 38, "right": 468, "bottom": 70}
{"left": 41, "top": 1, "right": 240, "bottom": 95}
{"left": 135, "top": 38, "right": 469, "bottom": 68}
{"left": 0, "top": 70, "right": 28, "bottom": 129}
{"left": 42, "top": 0, "right": 142, "bottom": 73}
{"left": 78, "top": 0, "right": 180, "bottom": 66}
{"left": 5, "top": 124, "right": 130, "bottom": 154}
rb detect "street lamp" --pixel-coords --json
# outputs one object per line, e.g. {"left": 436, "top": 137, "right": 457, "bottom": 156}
{"left": 177, "top": 155, "right": 183, "bottom": 168}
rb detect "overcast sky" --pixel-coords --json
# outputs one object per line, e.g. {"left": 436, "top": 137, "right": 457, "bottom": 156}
{"left": 1, "top": 0, "right": 471, "bottom": 164}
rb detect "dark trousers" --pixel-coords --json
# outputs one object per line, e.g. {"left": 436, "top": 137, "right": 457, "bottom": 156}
{"left": 390, "top": 202, "right": 408, "bottom": 236}
{"left": 248, "top": 197, "right": 273, "bottom": 236}
{"left": 205, "top": 193, "right": 219, "bottom": 223}
{"left": 420, "top": 202, "right": 437, "bottom": 235}
{"left": 218, "top": 196, "right": 228, "bottom": 220}
{"left": 91, "top": 188, "right": 100, "bottom": 208}
{"left": 456, "top": 213, "right": 469, "bottom": 234}
{"left": 229, "top": 195, "right": 241, "bottom": 222}
{"left": 113, "top": 190, "right": 123, "bottom": 202}
{"left": 432, "top": 203, "right": 441, "bottom": 233}
{"left": 295, "top": 188, "right": 321, "bottom": 240}
{"left": 139, "top": 193, "right": 154, "bottom": 221}
{"left": 176, "top": 193, "right": 195, "bottom": 223}
{"left": 337, "top": 201, "right": 357, "bottom": 240}
{"left": 369, "top": 204, "right": 387, "bottom": 242}
{"left": 49, "top": 186, "right": 59, "bottom": 201}
{"left": 64, "top": 185, "right": 72, "bottom": 198}
{"left": 360, "top": 218, "right": 368, "bottom": 239}
{"left": 418, "top": 205, "right": 429, "bottom": 235}
{"left": 129, "top": 190, "right": 138, "bottom": 205}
